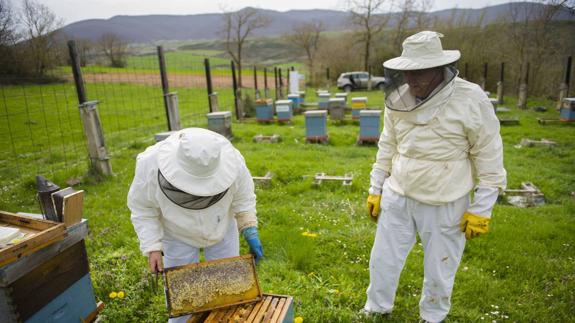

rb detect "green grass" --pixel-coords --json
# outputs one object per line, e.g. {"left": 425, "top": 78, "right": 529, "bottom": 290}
{"left": 0, "top": 86, "right": 574, "bottom": 322}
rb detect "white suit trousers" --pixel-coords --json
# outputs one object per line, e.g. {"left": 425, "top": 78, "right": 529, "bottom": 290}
{"left": 163, "top": 220, "right": 240, "bottom": 323}
{"left": 365, "top": 182, "right": 468, "bottom": 323}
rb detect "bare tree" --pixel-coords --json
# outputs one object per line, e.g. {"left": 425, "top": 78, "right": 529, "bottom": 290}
{"left": 99, "top": 33, "right": 128, "bottom": 68}
{"left": 20, "top": 0, "right": 63, "bottom": 75}
{"left": 221, "top": 8, "right": 269, "bottom": 88}
{"left": 284, "top": 21, "right": 324, "bottom": 85}
{"left": 347, "top": 0, "right": 390, "bottom": 71}
{"left": 0, "top": 0, "right": 15, "bottom": 46}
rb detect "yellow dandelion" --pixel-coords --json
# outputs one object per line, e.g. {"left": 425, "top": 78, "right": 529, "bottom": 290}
{"left": 117, "top": 291, "right": 125, "bottom": 298}
{"left": 109, "top": 291, "right": 117, "bottom": 299}
{"left": 294, "top": 316, "right": 304, "bottom": 323}
{"left": 301, "top": 231, "right": 318, "bottom": 238}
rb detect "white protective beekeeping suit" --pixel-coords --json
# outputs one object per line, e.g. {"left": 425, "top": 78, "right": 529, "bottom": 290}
{"left": 128, "top": 128, "right": 258, "bottom": 323}
{"left": 364, "top": 31, "right": 506, "bottom": 322}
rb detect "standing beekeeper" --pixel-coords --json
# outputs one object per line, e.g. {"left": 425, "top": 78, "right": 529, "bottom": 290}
{"left": 363, "top": 31, "right": 506, "bottom": 322}
{"left": 128, "top": 127, "right": 263, "bottom": 323}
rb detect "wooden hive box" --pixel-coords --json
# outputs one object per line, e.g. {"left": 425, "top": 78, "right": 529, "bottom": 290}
{"left": 188, "top": 294, "right": 294, "bottom": 323}
{"left": 207, "top": 111, "right": 233, "bottom": 139}
{"left": 274, "top": 100, "right": 293, "bottom": 123}
{"left": 304, "top": 110, "right": 328, "bottom": 143}
{"left": 0, "top": 217, "right": 101, "bottom": 322}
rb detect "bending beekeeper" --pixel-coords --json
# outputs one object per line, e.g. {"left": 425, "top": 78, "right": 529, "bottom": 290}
{"left": 363, "top": 31, "right": 506, "bottom": 322}
{"left": 128, "top": 128, "right": 263, "bottom": 323}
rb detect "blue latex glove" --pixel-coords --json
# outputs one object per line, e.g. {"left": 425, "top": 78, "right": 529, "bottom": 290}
{"left": 242, "top": 227, "right": 263, "bottom": 264}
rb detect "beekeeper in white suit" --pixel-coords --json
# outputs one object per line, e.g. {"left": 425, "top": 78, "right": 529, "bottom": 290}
{"left": 363, "top": 31, "right": 506, "bottom": 322}
{"left": 128, "top": 127, "right": 262, "bottom": 323}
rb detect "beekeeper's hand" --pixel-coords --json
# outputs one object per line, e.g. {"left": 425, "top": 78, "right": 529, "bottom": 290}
{"left": 367, "top": 194, "right": 381, "bottom": 222}
{"left": 148, "top": 250, "right": 164, "bottom": 273}
{"left": 242, "top": 227, "right": 263, "bottom": 264}
{"left": 460, "top": 212, "right": 490, "bottom": 240}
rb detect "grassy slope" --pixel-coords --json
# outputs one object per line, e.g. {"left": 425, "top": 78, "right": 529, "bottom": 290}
{"left": 0, "top": 88, "right": 574, "bottom": 322}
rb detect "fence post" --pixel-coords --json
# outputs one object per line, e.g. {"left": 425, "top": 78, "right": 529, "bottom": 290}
{"left": 231, "top": 61, "right": 242, "bottom": 120}
{"left": 68, "top": 40, "right": 112, "bottom": 177}
{"left": 254, "top": 65, "right": 260, "bottom": 99}
{"left": 278, "top": 68, "right": 284, "bottom": 98}
{"left": 157, "top": 46, "right": 180, "bottom": 131}
{"left": 497, "top": 62, "right": 505, "bottom": 104}
{"left": 264, "top": 67, "right": 269, "bottom": 98}
{"left": 557, "top": 56, "right": 572, "bottom": 110}
{"left": 204, "top": 58, "right": 218, "bottom": 112}
{"left": 326, "top": 67, "right": 330, "bottom": 89}
{"left": 481, "top": 63, "right": 488, "bottom": 90}
{"left": 517, "top": 62, "right": 529, "bottom": 109}
{"left": 274, "top": 67, "right": 278, "bottom": 101}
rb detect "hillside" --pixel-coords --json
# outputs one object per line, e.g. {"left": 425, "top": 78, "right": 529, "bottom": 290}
{"left": 60, "top": 2, "right": 574, "bottom": 43}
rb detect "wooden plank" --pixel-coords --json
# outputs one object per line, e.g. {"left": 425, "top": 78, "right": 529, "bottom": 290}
{"left": 202, "top": 308, "right": 222, "bottom": 323}
{"left": 269, "top": 298, "right": 286, "bottom": 323}
{"left": 62, "top": 190, "right": 84, "bottom": 226}
{"left": 251, "top": 296, "right": 272, "bottom": 323}
{"left": 237, "top": 302, "right": 256, "bottom": 322}
{"left": 11, "top": 240, "right": 89, "bottom": 321}
{"left": 0, "top": 210, "right": 60, "bottom": 230}
{"left": 81, "top": 301, "right": 104, "bottom": 323}
{"left": 0, "top": 220, "right": 87, "bottom": 286}
{"left": 0, "top": 216, "right": 66, "bottom": 268}
{"left": 261, "top": 297, "right": 279, "bottom": 323}
{"left": 245, "top": 296, "right": 266, "bottom": 323}
{"left": 276, "top": 296, "right": 293, "bottom": 323}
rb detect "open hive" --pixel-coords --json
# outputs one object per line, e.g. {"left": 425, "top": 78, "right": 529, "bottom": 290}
{"left": 164, "top": 255, "right": 262, "bottom": 317}
{"left": 188, "top": 294, "right": 294, "bottom": 323}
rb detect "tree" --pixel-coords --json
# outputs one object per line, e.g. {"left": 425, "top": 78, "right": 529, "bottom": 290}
{"left": 20, "top": 0, "right": 63, "bottom": 76}
{"left": 347, "top": 0, "right": 390, "bottom": 71}
{"left": 99, "top": 33, "right": 128, "bottom": 68}
{"left": 221, "top": 7, "right": 269, "bottom": 88}
{"left": 0, "top": 0, "right": 15, "bottom": 46}
{"left": 284, "top": 21, "right": 324, "bottom": 85}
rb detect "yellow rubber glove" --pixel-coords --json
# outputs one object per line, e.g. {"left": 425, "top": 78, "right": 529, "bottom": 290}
{"left": 460, "top": 212, "right": 490, "bottom": 240}
{"left": 366, "top": 194, "right": 381, "bottom": 222}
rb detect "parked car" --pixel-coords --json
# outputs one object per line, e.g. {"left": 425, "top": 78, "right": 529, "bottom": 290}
{"left": 337, "top": 71, "right": 387, "bottom": 92}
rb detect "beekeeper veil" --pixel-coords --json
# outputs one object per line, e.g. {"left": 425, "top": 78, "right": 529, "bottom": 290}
{"left": 382, "top": 31, "right": 460, "bottom": 112}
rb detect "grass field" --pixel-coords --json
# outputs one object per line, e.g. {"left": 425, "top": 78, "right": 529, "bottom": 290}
{"left": 0, "top": 87, "right": 574, "bottom": 322}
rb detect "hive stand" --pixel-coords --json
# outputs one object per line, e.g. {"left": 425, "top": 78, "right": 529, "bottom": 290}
{"left": 519, "top": 138, "right": 556, "bottom": 147}
{"left": 313, "top": 173, "right": 353, "bottom": 186}
{"left": 498, "top": 117, "right": 520, "bottom": 125}
{"left": 504, "top": 182, "right": 545, "bottom": 207}
{"left": 252, "top": 172, "right": 273, "bottom": 186}
{"left": 252, "top": 134, "right": 282, "bottom": 143}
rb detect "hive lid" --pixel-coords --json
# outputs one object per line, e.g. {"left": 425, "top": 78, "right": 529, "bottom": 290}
{"left": 305, "top": 110, "right": 327, "bottom": 116}
{"left": 275, "top": 100, "right": 292, "bottom": 105}
{"left": 207, "top": 111, "right": 232, "bottom": 118}
{"left": 352, "top": 97, "right": 368, "bottom": 102}
{"left": 329, "top": 98, "right": 345, "bottom": 102}
{"left": 360, "top": 109, "right": 382, "bottom": 116}
{"left": 287, "top": 93, "right": 300, "bottom": 98}
{"left": 335, "top": 93, "right": 348, "bottom": 97}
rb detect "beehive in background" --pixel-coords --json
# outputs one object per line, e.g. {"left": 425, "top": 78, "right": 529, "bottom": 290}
{"left": 335, "top": 92, "right": 349, "bottom": 106}
{"left": 351, "top": 97, "right": 367, "bottom": 120}
{"left": 305, "top": 110, "right": 328, "bottom": 143}
{"left": 358, "top": 110, "right": 382, "bottom": 144}
{"left": 188, "top": 294, "right": 294, "bottom": 323}
{"left": 318, "top": 92, "right": 330, "bottom": 110}
{"left": 298, "top": 90, "right": 306, "bottom": 103}
{"left": 560, "top": 98, "right": 575, "bottom": 121}
{"left": 164, "top": 255, "right": 261, "bottom": 318}
{"left": 255, "top": 99, "right": 274, "bottom": 123}
{"left": 275, "top": 100, "right": 293, "bottom": 122}
{"left": 287, "top": 93, "right": 301, "bottom": 112}
{"left": 328, "top": 98, "right": 346, "bottom": 121}
{"left": 207, "top": 111, "right": 232, "bottom": 139}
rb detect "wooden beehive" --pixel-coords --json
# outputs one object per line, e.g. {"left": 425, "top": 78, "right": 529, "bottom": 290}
{"left": 351, "top": 97, "right": 367, "bottom": 120}
{"left": 560, "top": 98, "right": 575, "bottom": 121}
{"left": 328, "top": 98, "right": 345, "bottom": 121}
{"left": 358, "top": 110, "right": 382, "bottom": 144}
{"left": 207, "top": 111, "right": 233, "bottom": 139}
{"left": 0, "top": 217, "right": 101, "bottom": 323}
{"left": 255, "top": 99, "right": 274, "bottom": 123}
{"left": 305, "top": 110, "right": 328, "bottom": 143}
{"left": 274, "top": 100, "right": 293, "bottom": 122}
{"left": 318, "top": 92, "right": 330, "bottom": 110}
{"left": 164, "top": 255, "right": 262, "bottom": 318}
{"left": 187, "top": 294, "right": 294, "bottom": 323}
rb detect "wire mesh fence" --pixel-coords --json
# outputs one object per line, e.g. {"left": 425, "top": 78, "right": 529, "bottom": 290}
{"left": 0, "top": 45, "right": 291, "bottom": 187}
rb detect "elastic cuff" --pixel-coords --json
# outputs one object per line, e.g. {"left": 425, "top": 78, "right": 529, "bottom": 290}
{"left": 142, "top": 242, "right": 163, "bottom": 257}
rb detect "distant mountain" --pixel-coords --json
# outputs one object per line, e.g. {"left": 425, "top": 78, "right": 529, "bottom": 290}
{"left": 59, "top": 3, "right": 574, "bottom": 43}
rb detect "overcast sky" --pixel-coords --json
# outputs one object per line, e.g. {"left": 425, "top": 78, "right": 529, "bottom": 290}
{"left": 30, "top": 0, "right": 515, "bottom": 24}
